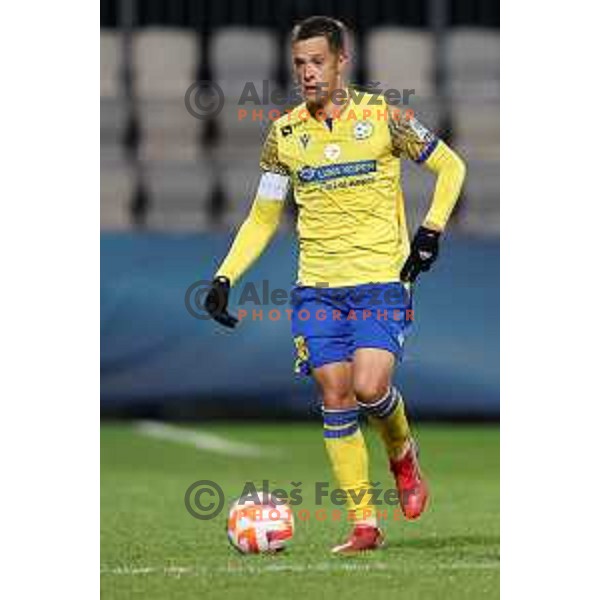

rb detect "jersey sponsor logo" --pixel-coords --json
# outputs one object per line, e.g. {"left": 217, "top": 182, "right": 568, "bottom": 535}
{"left": 353, "top": 120, "right": 374, "bottom": 140}
{"left": 322, "top": 176, "right": 375, "bottom": 191}
{"left": 298, "top": 166, "right": 316, "bottom": 182}
{"left": 297, "top": 160, "right": 377, "bottom": 184}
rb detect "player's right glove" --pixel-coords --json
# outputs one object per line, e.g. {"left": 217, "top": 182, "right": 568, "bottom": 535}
{"left": 204, "top": 276, "right": 239, "bottom": 329}
{"left": 400, "top": 226, "right": 441, "bottom": 283}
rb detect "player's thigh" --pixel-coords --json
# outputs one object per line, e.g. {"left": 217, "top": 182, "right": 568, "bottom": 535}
{"left": 349, "top": 281, "right": 411, "bottom": 402}
{"left": 312, "top": 361, "right": 355, "bottom": 410}
{"left": 291, "top": 286, "right": 353, "bottom": 376}
{"left": 352, "top": 347, "right": 396, "bottom": 403}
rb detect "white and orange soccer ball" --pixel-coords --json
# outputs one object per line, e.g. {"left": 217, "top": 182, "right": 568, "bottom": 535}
{"left": 227, "top": 492, "right": 294, "bottom": 554}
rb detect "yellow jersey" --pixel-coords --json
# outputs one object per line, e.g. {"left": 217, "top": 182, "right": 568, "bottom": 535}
{"left": 259, "top": 92, "right": 439, "bottom": 287}
{"left": 215, "top": 91, "right": 465, "bottom": 289}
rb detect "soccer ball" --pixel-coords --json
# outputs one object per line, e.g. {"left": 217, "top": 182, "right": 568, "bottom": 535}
{"left": 227, "top": 492, "right": 294, "bottom": 554}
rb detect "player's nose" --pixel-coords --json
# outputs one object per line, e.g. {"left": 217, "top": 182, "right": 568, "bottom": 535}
{"left": 304, "top": 65, "right": 318, "bottom": 80}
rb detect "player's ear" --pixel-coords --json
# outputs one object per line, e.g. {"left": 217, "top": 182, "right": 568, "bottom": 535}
{"left": 337, "top": 48, "right": 349, "bottom": 75}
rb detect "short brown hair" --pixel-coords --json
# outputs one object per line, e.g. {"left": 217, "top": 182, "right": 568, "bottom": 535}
{"left": 291, "top": 16, "right": 347, "bottom": 54}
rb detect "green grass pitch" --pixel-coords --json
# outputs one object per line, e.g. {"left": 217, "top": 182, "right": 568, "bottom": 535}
{"left": 101, "top": 422, "right": 499, "bottom": 599}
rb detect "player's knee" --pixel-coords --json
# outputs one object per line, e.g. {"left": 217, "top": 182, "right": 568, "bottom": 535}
{"left": 321, "top": 388, "right": 355, "bottom": 410}
{"left": 353, "top": 378, "right": 389, "bottom": 405}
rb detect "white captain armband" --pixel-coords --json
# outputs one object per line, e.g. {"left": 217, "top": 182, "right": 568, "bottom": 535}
{"left": 256, "top": 171, "right": 290, "bottom": 201}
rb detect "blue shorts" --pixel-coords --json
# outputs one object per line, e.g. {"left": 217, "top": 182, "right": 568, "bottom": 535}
{"left": 290, "top": 282, "right": 413, "bottom": 375}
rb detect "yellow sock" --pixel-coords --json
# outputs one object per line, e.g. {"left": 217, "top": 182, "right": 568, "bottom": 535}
{"left": 323, "top": 408, "right": 376, "bottom": 525}
{"left": 360, "top": 388, "right": 411, "bottom": 460}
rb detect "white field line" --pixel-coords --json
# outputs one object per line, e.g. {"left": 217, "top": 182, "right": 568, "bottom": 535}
{"left": 134, "top": 421, "right": 271, "bottom": 458}
{"left": 101, "top": 560, "right": 499, "bottom": 577}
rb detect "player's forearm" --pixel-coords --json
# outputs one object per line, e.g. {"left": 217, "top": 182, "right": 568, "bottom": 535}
{"left": 215, "top": 198, "right": 283, "bottom": 285}
{"left": 422, "top": 141, "right": 467, "bottom": 231}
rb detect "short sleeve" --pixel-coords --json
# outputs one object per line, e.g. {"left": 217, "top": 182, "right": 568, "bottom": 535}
{"left": 259, "top": 124, "right": 291, "bottom": 176}
{"left": 388, "top": 109, "right": 439, "bottom": 164}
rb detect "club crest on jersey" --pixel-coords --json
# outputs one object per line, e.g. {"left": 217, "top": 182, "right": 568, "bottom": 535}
{"left": 324, "top": 143, "right": 341, "bottom": 161}
{"left": 353, "top": 120, "right": 373, "bottom": 140}
{"left": 299, "top": 133, "right": 311, "bottom": 149}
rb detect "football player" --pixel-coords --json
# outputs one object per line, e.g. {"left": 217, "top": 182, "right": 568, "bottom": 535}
{"left": 205, "top": 16, "right": 466, "bottom": 552}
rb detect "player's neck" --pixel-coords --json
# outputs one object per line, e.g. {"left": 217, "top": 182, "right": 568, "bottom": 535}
{"left": 322, "top": 80, "right": 349, "bottom": 118}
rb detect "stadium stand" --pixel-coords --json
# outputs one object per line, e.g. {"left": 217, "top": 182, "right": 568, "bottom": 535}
{"left": 101, "top": 30, "right": 130, "bottom": 228}
{"left": 133, "top": 27, "right": 199, "bottom": 160}
{"left": 366, "top": 28, "right": 434, "bottom": 99}
{"left": 100, "top": 1, "right": 499, "bottom": 236}
{"left": 448, "top": 28, "right": 500, "bottom": 232}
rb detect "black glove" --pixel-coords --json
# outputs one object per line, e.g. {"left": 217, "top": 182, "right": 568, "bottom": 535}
{"left": 400, "top": 226, "right": 441, "bottom": 283}
{"left": 204, "top": 276, "right": 239, "bottom": 329}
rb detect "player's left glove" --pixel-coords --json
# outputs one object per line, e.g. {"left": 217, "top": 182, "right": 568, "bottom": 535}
{"left": 400, "top": 226, "right": 441, "bottom": 283}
